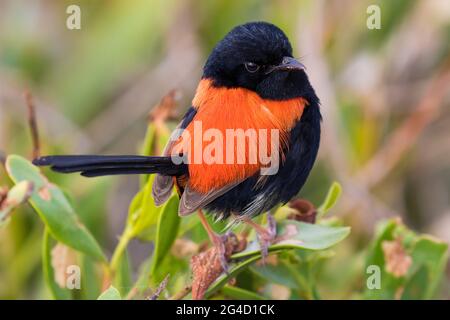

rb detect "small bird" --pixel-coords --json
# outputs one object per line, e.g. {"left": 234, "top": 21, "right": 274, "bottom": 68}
{"left": 34, "top": 22, "right": 321, "bottom": 269}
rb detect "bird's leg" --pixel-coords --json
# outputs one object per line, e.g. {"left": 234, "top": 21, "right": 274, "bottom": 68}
{"left": 197, "top": 209, "right": 229, "bottom": 273}
{"left": 242, "top": 214, "right": 277, "bottom": 262}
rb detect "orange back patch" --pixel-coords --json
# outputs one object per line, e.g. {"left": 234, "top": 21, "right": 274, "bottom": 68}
{"left": 173, "top": 79, "right": 306, "bottom": 193}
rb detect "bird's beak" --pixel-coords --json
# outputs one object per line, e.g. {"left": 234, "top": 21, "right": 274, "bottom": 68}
{"left": 268, "top": 56, "right": 306, "bottom": 73}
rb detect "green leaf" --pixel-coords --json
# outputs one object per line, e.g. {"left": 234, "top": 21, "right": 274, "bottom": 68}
{"left": 131, "top": 256, "right": 153, "bottom": 297}
{"left": 79, "top": 255, "right": 102, "bottom": 300}
{"left": 317, "top": 182, "right": 342, "bottom": 218}
{"left": 75, "top": 179, "right": 110, "bottom": 241}
{"left": 140, "top": 123, "right": 157, "bottom": 186}
{"left": 231, "top": 221, "right": 350, "bottom": 260}
{"left": 42, "top": 228, "right": 72, "bottom": 300}
{"left": 139, "top": 119, "right": 170, "bottom": 185}
{"left": 98, "top": 286, "right": 121, "bottom": 300}
{"left": 6, "top": 155, "right": 106, "bottom": 262}
{"left": 364, "top": 219, "right": 409, "bottom": 299}
{"left": 205, "top": 255, "right": 261, "bottom": 298}
{"left": 128, "top": 175, "right": 162, "bottom": 239}
{"left": 122, "top": 118, "right": 172, "bottom": 249}
{"left": 250, "top": 260, "right": 301, "bottom": 290}
{"left": 127, "top": 188, "right": 145, "bottom": 225}
{"left": 364, "top": 219, "right": 448, "bottom": 300}
{"left": 401, "top": 265, "right": 428, "bottom": 300}
{"left": 150, "top": 194, "right": 180, "bottom": 281}
{"left": 114, "top": 249, "right": 133, "bottom": 297}
{"left": 402, "top": 236, "right": 448, "bottom": 299}
{"left": 221, "top": 285, "right": 266, "bottom": 300}
{"left": 205, "top": 221, "right": 350, "bottom": 298}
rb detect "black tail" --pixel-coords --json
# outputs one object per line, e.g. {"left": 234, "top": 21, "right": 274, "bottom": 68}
{"left": 32, "top": 155, "right": 187, "bottom": 177}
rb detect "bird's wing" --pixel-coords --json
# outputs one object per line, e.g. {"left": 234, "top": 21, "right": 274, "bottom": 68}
{"left": 178, "top": 179, "right": 245, "bottom": 216}
{"left": 152, "top": 107, "right": 197, "bottom": 206}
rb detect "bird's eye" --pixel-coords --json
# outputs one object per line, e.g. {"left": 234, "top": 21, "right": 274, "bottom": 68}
{"left": 244, "top": 62, "right": 260, "bottom": 73}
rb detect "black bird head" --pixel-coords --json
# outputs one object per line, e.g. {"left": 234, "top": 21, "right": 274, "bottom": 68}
{"left": 203, "top": 21, "right": 317, "bottom": 102}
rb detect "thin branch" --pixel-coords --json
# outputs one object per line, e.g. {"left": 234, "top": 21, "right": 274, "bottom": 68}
{"left": 296, "top": 3, "right": 450, "bottom": 230}
{"left": 169, "top": 285, "right": 192, "bottom": 300}
{"left": 295, "top": 3, "right": 394, "bottom": 227}
{"left": 0, "top": 77, "right": 92, "bottom": 151}
{"left": 0, "top": 150, "right": 6, "bottom": 166}
{"left": 356, "top": 65, "right": 450, "bottom": 187}
{"left": 149, "top": 89, "right": 181, "bottom": 155}
{"left": 125, "top": 287, "right": 139, "bottom": 300}
{"left": 148, "top": 89, "right": 180, "bottom": 124}
{"left": 147, "top": 274, "right": 170, "bottom": 300}
{"left": 24, "top": 91, "right": 41, "bottom": 159}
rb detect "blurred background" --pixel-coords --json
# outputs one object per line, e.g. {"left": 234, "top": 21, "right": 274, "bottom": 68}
{"left": 0, "top": 0, "right": 449, "bottom": 299}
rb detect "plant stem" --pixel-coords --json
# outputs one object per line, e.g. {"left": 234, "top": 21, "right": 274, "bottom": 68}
{"left": 169, "top": 285, "right": 192, "bottom": 300}
{"left": 110, "top": 227, "right": 133, "bottom": 273}
{"left": 24, "top": 91, "right": 41, "bottom": 159}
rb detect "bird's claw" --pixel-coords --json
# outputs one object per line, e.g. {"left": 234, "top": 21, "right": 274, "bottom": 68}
{"left": 212, "top": 232, "right": 231, "bottom": 274}
{"left": 256, "top": 215, "right": 277, "bottom": 263}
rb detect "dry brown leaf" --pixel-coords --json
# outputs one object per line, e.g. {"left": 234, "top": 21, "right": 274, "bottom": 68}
{"left": 191, "top": 233, "right": 245, "bottom": 300}
{"left": 382, "top": 238, "right": 412, "bottom": 277}
{"left": 51, "top": 243, "right": 78, "bottom": 288}
{"left": 38, "top": 186, "right": 51, "bottom": 201}
{"left": 147, "top": 89, "right": 181, "bottom": 155}
{"left": 270, "top": 284, "right": 291, "bottom": 300}
{"left": 171, "top": 238, "right": 199, "bottom": 258}
{"left": 288, "top": 198, "right": 317, "bottom": 224}
{"left": 148, "top": 89, "right": 180, "bottom": 124}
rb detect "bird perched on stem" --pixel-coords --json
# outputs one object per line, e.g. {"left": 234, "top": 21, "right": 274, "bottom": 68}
{"left": 33, "top": 22, "right": 321, "bottom": 271}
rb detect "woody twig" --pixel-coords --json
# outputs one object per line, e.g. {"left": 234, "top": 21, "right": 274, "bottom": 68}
{"left": 24, "top": 91, "right": 41, "bottom": 160}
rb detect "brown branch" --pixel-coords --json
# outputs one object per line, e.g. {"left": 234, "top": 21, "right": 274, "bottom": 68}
{"left": 0, "top": 187, "right": 8, "bottom": 208}
{"left": 24, "top": 91, "right": 41, "bottom": 159}
{"left": 294, "top": 4, "right": 399, "bottom": 228}
{"left": 148, "top": 89, "right": 181, "bottom": 155}
{"left": 0, "top": 150, "right": 6, "bottom": 166}
{"left": 148, "top": 89, "right": 180, "bottom": 124}
{"left": 356, "top": 65, "right": 450, "bottom": 187}
{"left": 147, "top": 274, "right": 170, "bottom": 300}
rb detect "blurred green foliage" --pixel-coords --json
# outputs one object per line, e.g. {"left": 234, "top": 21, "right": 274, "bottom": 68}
{"left": 1, "top": 0, "right": 449, "bottom": 299}
{"left": 1, "top": 118, "right": 447, "bottom": 300}
{"left": 364, "top": 219, "right": 448, "bottom": 300}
